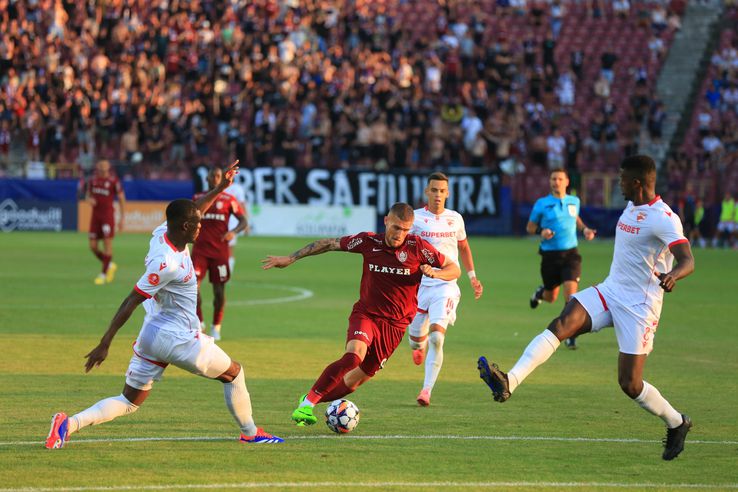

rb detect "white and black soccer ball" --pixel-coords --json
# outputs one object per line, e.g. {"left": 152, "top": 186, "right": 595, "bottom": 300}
{"left": 325, "top": 399, "right": 360, "bottom": 434}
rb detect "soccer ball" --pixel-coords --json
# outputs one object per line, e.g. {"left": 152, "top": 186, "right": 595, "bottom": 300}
{"left": 325, "top": 399, "right": 360, "bottom": 434}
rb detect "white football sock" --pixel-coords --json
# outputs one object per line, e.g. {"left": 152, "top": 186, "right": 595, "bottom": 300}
{"left": 423, "top": 331, "right": 445, "bottom": 391}
{"left": 223, "top": 367, "right": 258, "bottom": 436}
{"left": 68, "top": 394, "right": 139, "bottom": 435}
{"left": 508, "top": 329, "right": 561, "bottom": 393}
{"left": 229, "top": 257, "right": 235, "bottom": 273}
{"left": 635, "top": 381, "right": 683, "bottom": 428}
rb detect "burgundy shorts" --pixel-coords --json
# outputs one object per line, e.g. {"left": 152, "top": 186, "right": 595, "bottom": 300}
{"left": 193, "top": 253, "right": 230, "bottom": 284}
{"left": 347, "top": 310, "right": 406, "bottom": 377}
{"left": 89, "top": 214, "right": 115, "bottom": 240}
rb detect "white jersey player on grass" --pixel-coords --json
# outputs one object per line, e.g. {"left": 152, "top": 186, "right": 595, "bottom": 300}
{"left": 478, "top": 155, "right": 695, "bottom": 461}
{"left": 45, "top": 162, "right": 283, "bottom": 449}
{"left": 225, "top": 181, "right": 249, "bottom": 273}
{"left": 408, "top": 172, "right": 484, "bottom": 406}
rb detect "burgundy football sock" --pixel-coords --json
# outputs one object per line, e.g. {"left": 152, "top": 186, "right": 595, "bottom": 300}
{"left": 319, "top": 379, "right": 354, "bottom": 403}
{"left": 102, "top": 254, "right": 112, "bottom": 273}
{"left": 306, "top": 353, "right": 361, "bottom": 404}
{"left": 92, "top": 250, "right": 105, "bottom": 262}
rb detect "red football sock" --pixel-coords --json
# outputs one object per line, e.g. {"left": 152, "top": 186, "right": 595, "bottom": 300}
{"left": 213, "top": 295, "right": 225, "bottom": 325}
{"left": 92, "top": 250, "right": 104, "bottom": 262}
{"left": 101, "top": 254, "right": 112, "bottom": 273}
{"left": 308, "top": 353, "right": 361, "bottom": 403}
{"left": 319, "top": 379, "right": 354, "bottom": 403}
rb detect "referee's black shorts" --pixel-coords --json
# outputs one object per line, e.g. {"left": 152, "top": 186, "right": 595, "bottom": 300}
{"left": 539, "top": 247, "right": 582, "bottom": 290}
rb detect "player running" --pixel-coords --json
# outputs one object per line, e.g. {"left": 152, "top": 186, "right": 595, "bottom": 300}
{"left": 192, "top": 168, "right": 248, "bottom": 340}
{"left": 407, "top": 172, "right": 484, "bottom": 406}
{"left": 527, "top": 168, "right": 595, "bottom": 349}
{"left": 478, "top": 155, "right": 695, "bottom": 460}
{"left": 46, "top": 161, "right": 282, "bottom": 449}
{"left": 84, "top": 160, "right": 126, "bottom": 285}
{"left": 262, "top": 203, "right": 460, "bottom": 426}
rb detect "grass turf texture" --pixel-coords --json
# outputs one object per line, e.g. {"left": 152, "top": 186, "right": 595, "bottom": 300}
{"left": 0, "top": 233, "right": 736, "bottom": 491}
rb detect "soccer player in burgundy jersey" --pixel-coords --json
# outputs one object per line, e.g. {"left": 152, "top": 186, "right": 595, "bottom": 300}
{"left": 262, "top": 203, "right": 461, "bottom": 425}
{"left": 192, "top": 168, "right": 248, "bottom": 340}
{"left": 85, "top": 160, "right": 126, "bottom": 285}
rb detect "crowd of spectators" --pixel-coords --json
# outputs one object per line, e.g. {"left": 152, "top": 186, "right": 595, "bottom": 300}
{"left": 0, "top": 0, "right": 681, "bottom": 188}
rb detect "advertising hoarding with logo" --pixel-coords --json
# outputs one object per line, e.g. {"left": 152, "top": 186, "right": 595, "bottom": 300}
{"left": 0, "top": 199, "right": 77, "bottom": 232}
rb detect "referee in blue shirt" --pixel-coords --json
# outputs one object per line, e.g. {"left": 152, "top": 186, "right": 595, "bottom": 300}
{"left": 527, "top": 168, "right": 595, "bottom": 349}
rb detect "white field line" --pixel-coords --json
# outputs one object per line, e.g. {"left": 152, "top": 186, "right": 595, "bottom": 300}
{"left": 1, "top": 481, "right": 737, "bottom": 492}
{"left": 2, "top": 434, "right": 737, "bottom": 447}
{"left": 0, "top": 284, "right": 313, "bottom": 310}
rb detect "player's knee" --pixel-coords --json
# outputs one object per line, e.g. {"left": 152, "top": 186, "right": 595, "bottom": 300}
{"left": 408, "top": 334, "right": 427, "bottom": 350}
{"left": 217, "top": 361, "right": 242, "bottom": 383}
{"left": 429, "top": 331, "right": 445, "bottom": 349}
{"left": 618, "top": 375, "right": 641, "bottom": 399}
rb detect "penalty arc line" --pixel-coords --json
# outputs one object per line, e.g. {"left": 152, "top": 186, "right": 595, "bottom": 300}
{"left": 0, "top": 284, "right": 313, "bottom": 310}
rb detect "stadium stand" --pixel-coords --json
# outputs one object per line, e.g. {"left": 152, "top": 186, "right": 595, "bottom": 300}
{"left": 0, "top": 0, "right": 683, "bottom": 205}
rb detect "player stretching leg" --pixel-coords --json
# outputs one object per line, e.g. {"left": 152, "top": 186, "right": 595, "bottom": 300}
{"left": 478, "top": 155, "right": 694, "bottom": 460}
{"left": 262, "top": 203, "right": 460, "bottom": 425}
{"left": 407, "top": 172, "right": 484, "bottom": 406}
{"left": 192, "top": 168, "right": 248, "bottom": 340}
{"left": 84, "top": 160, "right": 125, "bottom": 285}
{"left": 46, "top": 162, "right": 282, "bottom": 448}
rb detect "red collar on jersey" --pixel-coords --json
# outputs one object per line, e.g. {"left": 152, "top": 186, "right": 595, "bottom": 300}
{"left": 647, "top": 195, "right": 661, "bottom": 206}
{"left": 163, "top": 233, "right": 179, "bottom": 252}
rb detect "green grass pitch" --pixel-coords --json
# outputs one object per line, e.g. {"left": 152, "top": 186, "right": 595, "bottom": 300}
{"left": 0, "top": 233, "right": 736, "bottom": 491}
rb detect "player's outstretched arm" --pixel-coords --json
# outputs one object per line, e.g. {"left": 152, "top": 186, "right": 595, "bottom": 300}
{"left": 261, "top": 237, "right": 342, "bottom": 269}
{"left": 655, "top": 242, "right": 695, "bottom": 292}
{"left": 420, "top": 257, "right": 461, "bottom": 281}
{"left": 193, "top": 160, "right": 239, "bottom": 214}
{"left": 84, "top": 290, "right": 147, "bottom": 372}
{"left": 458, "top": 239, "right": 483, "bottom": 299}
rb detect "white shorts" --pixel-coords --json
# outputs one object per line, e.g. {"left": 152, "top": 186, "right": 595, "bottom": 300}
{"left": 717, "top": 221, "right": 735, "bottom": 233}
{"left": 415, "top": 282, "right": 461, "bottom": 330}
{"left": 125, "top": 325, "right": 232, "bottom": 391}
{"left": 572, "top": 286, "right": 660, "bottom": 355}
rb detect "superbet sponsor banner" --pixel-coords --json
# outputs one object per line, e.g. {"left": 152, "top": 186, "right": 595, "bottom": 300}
{"left": 248, "top": 204, "right": 376, "bottom": 237}
{"left": 78, "top": 201, "right": 167, "bottom": 233}
{"left": 231, "top": 168, "right": 500, "bottom": 217}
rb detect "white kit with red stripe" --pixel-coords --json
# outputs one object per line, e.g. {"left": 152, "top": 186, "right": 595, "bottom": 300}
{"left": 598, "top": 196, "right": 688, "bottom": 310}
{"left": 411, "top": 207, "right": 467, "bottom": 289}
{"left": 134, "top": 223, "right": 200, "bottom": 334}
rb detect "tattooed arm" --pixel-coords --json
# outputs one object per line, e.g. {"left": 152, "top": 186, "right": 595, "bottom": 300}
{"left": 261, "top": 238, "right": 342, "bottom": 269}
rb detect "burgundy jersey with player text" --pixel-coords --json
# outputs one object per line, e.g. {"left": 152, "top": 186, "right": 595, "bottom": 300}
{"left": 340, "top": 232, "right": 446, "bottom": 325}
{"left": 192, "top": 192, "right": 244, "bottom": 258}
{"left": 87, "top": 175, "right": 122, "bottom": 216}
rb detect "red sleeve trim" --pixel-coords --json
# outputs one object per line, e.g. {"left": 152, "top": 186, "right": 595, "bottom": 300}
{"left": 668, "top": 238, "right": 689, "bottom": 248}
{"left": 134, "top": 285, "right": 153, "bottom": 299}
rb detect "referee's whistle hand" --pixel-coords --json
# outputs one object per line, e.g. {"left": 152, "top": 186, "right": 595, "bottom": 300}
{"left": 541, "top": 229, "right": 555, "bottom": 239}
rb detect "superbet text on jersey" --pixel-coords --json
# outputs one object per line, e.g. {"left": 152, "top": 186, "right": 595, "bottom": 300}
{"left": 339, "top": 232, "right": 446, "bottom": 326}
{"left": 411, "top": 207, "right": 467, "bottom": 288}
{"left": 599, "top": 196, "right": 688, "bottom": 309}
{"left": 87, "top": 175, "right": 122, "bottom": 216}
{"left": 192, "top": 192, "right": 243, "bottom": 258}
